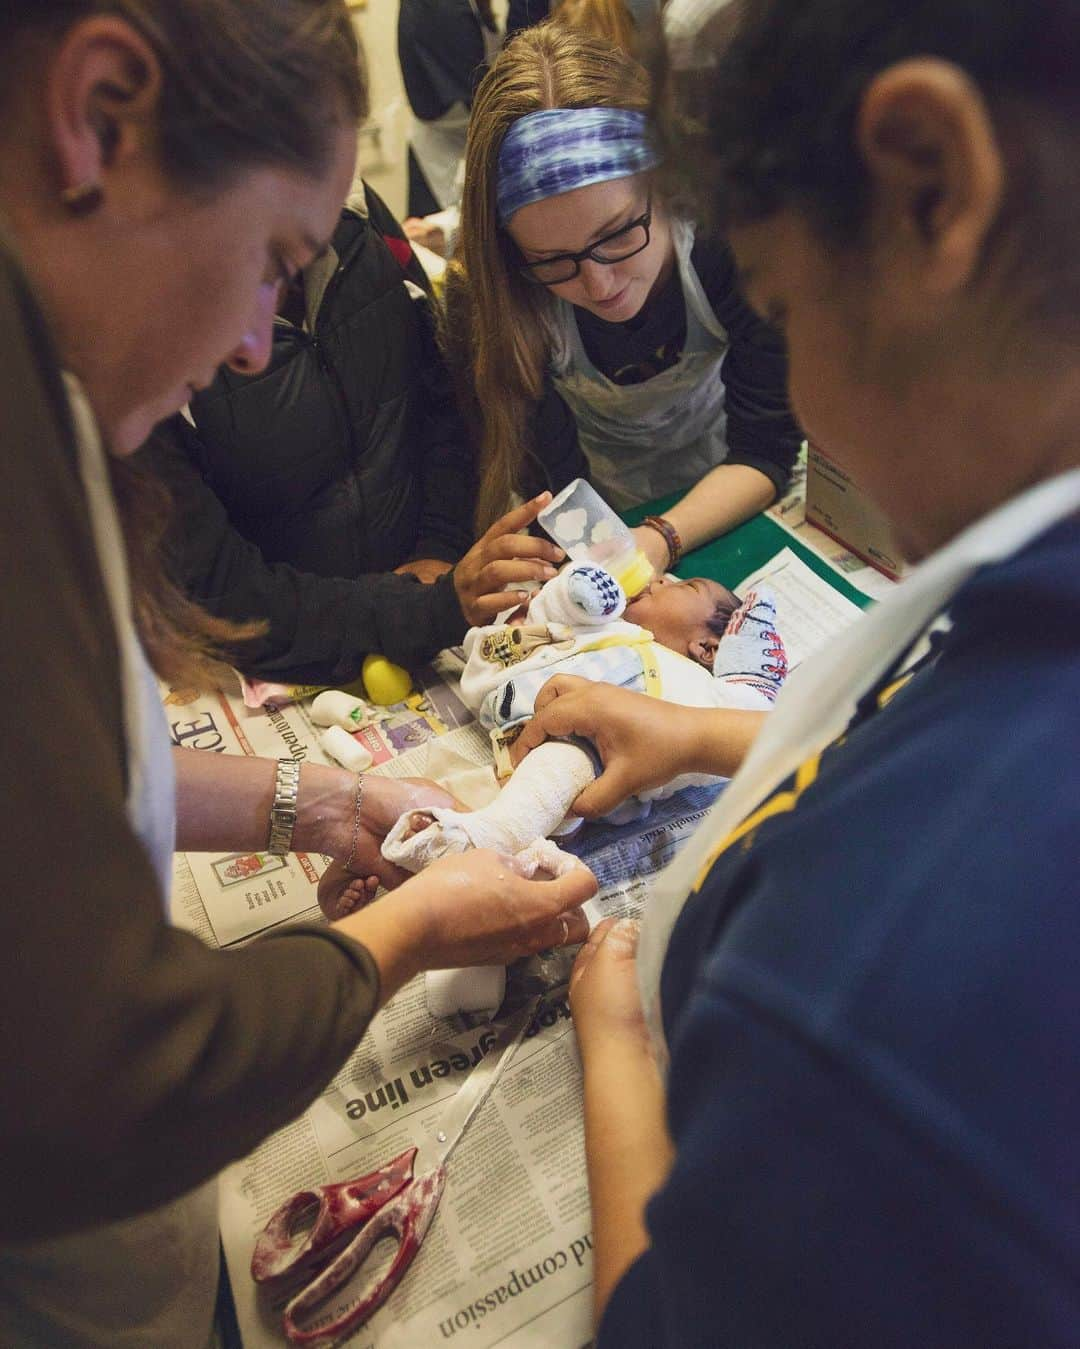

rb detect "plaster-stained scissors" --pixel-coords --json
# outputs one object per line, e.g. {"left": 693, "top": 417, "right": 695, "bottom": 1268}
{"left": 251, "top": 991, "right": 554, "bottom": 1347}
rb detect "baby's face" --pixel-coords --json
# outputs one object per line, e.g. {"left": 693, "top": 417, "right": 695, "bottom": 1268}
{"left": 625, "top": 575, "right": 738, "bottom": 662}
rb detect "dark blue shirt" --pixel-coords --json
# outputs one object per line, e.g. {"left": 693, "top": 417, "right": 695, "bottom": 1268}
{"left": 600, "top": 515, "right": 1080, "bottom": 1347}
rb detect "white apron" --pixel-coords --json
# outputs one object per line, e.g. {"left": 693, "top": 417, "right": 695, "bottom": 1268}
{"left": 548, "top": 217, "right": 730, "bottom": 509}
{"left": 0, "top": 378, "right": 218, "bottom": 1349}
{"left": 638, "top": 468, "right": 1080, "bottom": 1064}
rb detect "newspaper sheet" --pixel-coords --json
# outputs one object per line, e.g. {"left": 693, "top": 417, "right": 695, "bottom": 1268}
{"left": 170, "top": 559, "right": 866, "bottom": 1347}
{"left": 736, "top": 547, "right": 865, "bottom": 670}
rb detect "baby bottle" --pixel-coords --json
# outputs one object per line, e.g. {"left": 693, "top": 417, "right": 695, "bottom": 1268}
{"left": 537, "top": 478, "right": 655, "bottom": 598}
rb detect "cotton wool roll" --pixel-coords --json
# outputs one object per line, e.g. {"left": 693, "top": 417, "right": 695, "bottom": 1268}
{"left": 319, "top": 725, "right": 374, "bottom": 773}
{"left": 309, "top": 690, "right": 370, "bottom": 729}
{"left": 426, "top": 966, "right": 506, "bottom": 1021}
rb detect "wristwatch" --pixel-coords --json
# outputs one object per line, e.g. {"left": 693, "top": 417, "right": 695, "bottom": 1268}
{"left": 267, "top": 758, "right": 301, "bottom": 855}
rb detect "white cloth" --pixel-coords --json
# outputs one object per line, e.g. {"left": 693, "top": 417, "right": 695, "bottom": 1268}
{"left": 411, "top": 100, "right": 470, "bottom": 211}
{"left": 548, "top": 217, "right": 730, "bottom": 509}
{"left": 0, "top": 378, "right": 218, "bottom": 1349}
{"left": 637, "top": 468, "right": 1080, "bottom": 1064}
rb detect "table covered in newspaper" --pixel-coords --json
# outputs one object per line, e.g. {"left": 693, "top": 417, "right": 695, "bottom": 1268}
{"left": 167, "top": 551, "right": 866, "bottom": 1348}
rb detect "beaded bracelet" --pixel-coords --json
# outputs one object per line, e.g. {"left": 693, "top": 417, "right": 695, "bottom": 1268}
{"left": 641, "top": 514, "right": 683, "bottom": 569}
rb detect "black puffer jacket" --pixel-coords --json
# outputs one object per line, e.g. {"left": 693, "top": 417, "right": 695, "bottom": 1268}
{"left": 140, "top": 185, "right": 476, "bottom": 685}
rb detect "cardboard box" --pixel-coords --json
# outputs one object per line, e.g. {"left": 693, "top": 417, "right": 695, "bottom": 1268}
{"left": 804, "top": 443, "right": 905, "bottom": 580}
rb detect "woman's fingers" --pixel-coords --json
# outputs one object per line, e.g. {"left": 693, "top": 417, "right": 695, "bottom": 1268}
{"left": 570, "top": 916, "right": 618, "bottom": 990}
{"left": 479, "top": 491, "right": 554, "bottom": 543}
{"left": 568, "top": 763, "right": 642, "bottom": 819}
{"left": 454, "top": 493, "right": 567, "bottom": 624}
{"left": 475, "top": 557, "right": 559, "bottom": 593}
{"left": 532, "top": 674, "right": 595, "bottom": 718}
{"left": 481, "top": 532, "right": 564, "bottom": 565}
{"left": 539, "top": 903, "right": 590, "bottom": 951}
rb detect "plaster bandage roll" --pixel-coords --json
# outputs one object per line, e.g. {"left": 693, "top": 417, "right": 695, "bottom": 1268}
{"left": 309, "top": 690, "right": 371, "bottom": 730}
{"left": 381, "top": 740, "right": 598, "bottom": 872}
{"left": 426, "top": 965, "right": 506, "bottom": 1021}
{"left": 319, "top": 725, "right": 374, "bottom": 774}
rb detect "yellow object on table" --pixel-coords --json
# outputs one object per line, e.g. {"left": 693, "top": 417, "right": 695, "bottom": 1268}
{"left": 361, "top": 653, "right": 413, "bottom": 706}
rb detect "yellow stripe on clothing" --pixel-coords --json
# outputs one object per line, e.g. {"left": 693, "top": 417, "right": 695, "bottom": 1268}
{"left": 692, "top": 751, "right": 823, "bottom": 891}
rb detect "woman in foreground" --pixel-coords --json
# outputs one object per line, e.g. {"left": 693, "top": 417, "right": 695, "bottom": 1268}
{"left": 0, "top": 4, "right": 592, "bottom": 1344}
{"left": 519, "top": 0, "right": 1080, "bottom": 1342}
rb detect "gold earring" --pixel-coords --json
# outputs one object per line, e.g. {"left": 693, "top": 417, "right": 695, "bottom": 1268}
{"left": 60, "top": 182, "right": 104, "bottom": 216}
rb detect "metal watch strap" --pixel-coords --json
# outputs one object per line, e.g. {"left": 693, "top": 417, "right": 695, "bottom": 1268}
{"left": 267, "top": 759, "right": 301, "bottom": 855}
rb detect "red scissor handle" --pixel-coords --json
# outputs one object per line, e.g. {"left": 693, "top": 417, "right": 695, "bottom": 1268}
{"left": 282, "top": 1164, "right": 447, "bottom": 1347}
{"left": 251, "top": 1147, "right": 417, "bottom": 1283}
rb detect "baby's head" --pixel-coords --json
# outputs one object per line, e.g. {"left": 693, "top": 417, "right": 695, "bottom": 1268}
{"left": 624, "top": 575, "right": 739, "bottom": 668}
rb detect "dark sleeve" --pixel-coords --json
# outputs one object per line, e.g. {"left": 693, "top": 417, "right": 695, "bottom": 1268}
{"left": 599, "top": 989, "right": 1079, "bottom": 1349}
{"left": 696, "top": 235, "right": 803, "bottom": 498}
{"left": 0, "top": 264, "right": 383, "bottom": 1239}
{"left": 402, "top": 274, "right": 478, "bottom": 565}
{"left": 398, "top": 0, "right": 486, "bottom": 121}
{"left": 362, "top": 182, "right": 478, "bottom": 564}
{"left": 140, "top": 418, "right": 468, "bottom": 685}
{"left": 505, "top": 0, "right": 551, "bottom": 38}
{"left": 519, "top": 377, "right": 590, "bottom": 501}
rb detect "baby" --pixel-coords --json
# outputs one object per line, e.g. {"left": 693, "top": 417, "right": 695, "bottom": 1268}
{"left": 319, "top": 564, "right": 786, "bottom": 1014}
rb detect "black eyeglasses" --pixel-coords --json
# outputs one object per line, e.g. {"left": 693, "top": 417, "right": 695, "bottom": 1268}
{"left": 517, "top": 196, "right": 652, "bottom": 286}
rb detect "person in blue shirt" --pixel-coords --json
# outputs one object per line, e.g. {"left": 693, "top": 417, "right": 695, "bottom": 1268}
{"left": 513, "top": 1, "right": 1080, "bottom": 1343}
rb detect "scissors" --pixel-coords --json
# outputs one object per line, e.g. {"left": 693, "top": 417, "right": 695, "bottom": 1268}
{"left": 251, "top": 992, "right": 553, "bottom": 1347}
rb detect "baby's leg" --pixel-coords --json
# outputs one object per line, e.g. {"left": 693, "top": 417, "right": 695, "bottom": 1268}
{"left": 381, "top": 740, "right": 596, "bottom": 874}
{"left": 380, "top": 743, "right": 597, "bottom": 1022}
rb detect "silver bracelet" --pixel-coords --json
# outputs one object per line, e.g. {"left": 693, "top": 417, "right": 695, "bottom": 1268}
{"left": 343, "top": 774, "right": 365, "bottom": 872}
{"left": 267, "top": 759, "right": 301, "bottom": 855}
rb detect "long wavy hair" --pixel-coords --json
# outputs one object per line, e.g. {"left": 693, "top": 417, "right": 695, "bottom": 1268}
{"left": 2, "top": 0, "right": 366, "bottom": 686}
{"left": 442, "top": 24, "right": 652, "bottom": 532}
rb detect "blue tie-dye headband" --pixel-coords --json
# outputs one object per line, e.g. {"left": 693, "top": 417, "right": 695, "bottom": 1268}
{"left": 496, "top": 107, "right": 660, "bottom": 225}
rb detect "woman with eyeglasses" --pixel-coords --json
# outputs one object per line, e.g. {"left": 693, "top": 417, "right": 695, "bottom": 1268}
{"left": 442, "top": 24, "right": 803, "bottom": 569}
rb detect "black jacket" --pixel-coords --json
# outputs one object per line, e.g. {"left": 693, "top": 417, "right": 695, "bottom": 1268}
{"left": 140, "top": 185, "right": 474, "bottom": 685}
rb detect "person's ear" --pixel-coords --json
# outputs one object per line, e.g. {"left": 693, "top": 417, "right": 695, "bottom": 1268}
{"left": 45, "top": 17, "right": 163, "bottom": 204}
{"left": 688, "top": 636, "right": 719, "bottom": 670}
{"left": 856, "top": 59, "right": 1004, "bottom": 296}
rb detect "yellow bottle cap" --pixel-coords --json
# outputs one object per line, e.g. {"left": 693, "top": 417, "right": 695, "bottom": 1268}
{"left": 612, "top": 549, "right": 655, "bottom": 599}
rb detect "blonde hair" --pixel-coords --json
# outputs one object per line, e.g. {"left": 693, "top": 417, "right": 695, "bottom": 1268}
{"left": 552, "top": 0, "right": 639, "bottom": 58}
{"left": 444, "top": 24, "right": 651, "bottom": 532}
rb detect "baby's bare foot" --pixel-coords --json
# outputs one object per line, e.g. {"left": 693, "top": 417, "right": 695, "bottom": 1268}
{"left": 401, "top": 810, "right": 437, "bottom": 842}
{"left": 318, "top": 859, "right": 379, "bottom": 921}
